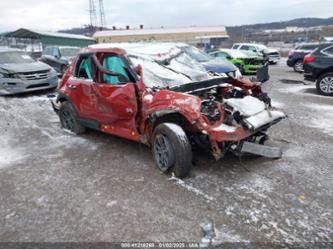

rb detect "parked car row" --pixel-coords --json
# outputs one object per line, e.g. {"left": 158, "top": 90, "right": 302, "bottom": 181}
{"left": 303, "top": 43, "right": 333, "bottom": 96}
{"left": 206, "top": 42, "right": 281, "bottom": 76}
{"left": 39, "top": 46, "right": 81, "bottom": 75}
{"left": 287, "top": 42, "right": 333, "bottom": 96}
{"left": 209, "top": 49, "right": 265, "bottom": 75}
{"left": 232, "top": 43, "right": 281, "bottom": 64}
{"left": 287, "top": 43, "right": 319, "bottom": 72}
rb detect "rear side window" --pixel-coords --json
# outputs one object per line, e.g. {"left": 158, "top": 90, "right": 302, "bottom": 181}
{"left": 217, "top": 52, "right": 229, "bottom": 58}
{"left": 232, "top": 44, "right": 240, "bottom": 49}
{"left": 75, "top": 55, "right": 96, "bottom": 81}
{"left": 301, "top": 45, "right": 318, "bottom": 50}
{"left": 240, "top": 45, "right": 257, "bottom": 52}
{"left": 321, "top": 45, "right": 333, "bottom": 56}
{"left": 44, "top": 47, "right": 52, "bottom": 55}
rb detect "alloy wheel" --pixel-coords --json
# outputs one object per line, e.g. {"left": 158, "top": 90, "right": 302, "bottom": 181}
{"left": 319, "top": 76, "right": 333, "bottom": 93}
{"left": 154, "top": 134, "right": 175, "bottom": 172}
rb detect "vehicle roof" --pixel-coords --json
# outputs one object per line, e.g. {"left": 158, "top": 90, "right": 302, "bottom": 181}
{"left": 319, "top": 42, "right": 333, "bottom": 47}
{"left": 89, "top": 42, "right": 183, "bottom": 61}
{"left": 233, "top": 43, "right": 267, "bottom": 49}
{"left": 295, "top": 43, "right": 320, "bottom": 48}
{"left": 217, "top": 48, "right": 248, "bottom": 58}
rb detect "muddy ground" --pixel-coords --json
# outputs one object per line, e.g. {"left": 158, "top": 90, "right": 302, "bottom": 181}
{"left": 0, "top": 61, "right": 332, "bottom": 244}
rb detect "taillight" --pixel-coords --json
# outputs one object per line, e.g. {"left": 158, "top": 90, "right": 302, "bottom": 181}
{"left": 288, "top": 50, "right": 294, "bottom": 57}
{"left": 304, "top": 55, "right": 316, "bottom": 64}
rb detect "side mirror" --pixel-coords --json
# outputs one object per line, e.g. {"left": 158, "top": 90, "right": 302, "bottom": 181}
{"left": 256, "top": 64, "right": 270, "bottom": 83}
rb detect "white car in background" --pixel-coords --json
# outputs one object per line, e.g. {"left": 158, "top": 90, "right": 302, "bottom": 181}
{"left": 232, "top": 43, "right": 280, "bottom": 64}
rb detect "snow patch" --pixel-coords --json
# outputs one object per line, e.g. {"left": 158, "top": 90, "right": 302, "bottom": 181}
{"left": 212, "top": 226, "right": 244, "bottom": 244}
{"left": 303, "top": 103, "right": 333, "bottom": 135}
{"left": 0, "top": 137, "right": 28, "bottom": 169}
{"left": 271, "top": 100, "right": 285, "bottom": 108}
{"left": 279, "top": 84, "right": 314, "bottom": 94}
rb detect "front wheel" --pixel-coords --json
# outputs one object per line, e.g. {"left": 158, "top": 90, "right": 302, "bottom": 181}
{"left": 152, "top": 123, "right": 192, "bottom": 178}
{"left": 316, "top": 73, "right": 333, "bottom": 96}
{"left": 59, "top": 101, "right": 86, "bottom": 134}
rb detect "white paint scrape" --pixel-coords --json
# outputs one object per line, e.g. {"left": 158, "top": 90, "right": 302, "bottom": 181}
{"left": 173, "top": 98, "right": 200, "bottom": 112}
{"left": 169, "top": 173, "right": 215, "bottom": 202}
{"left": 143, "top": 94, "right": 154, "bottom": 103}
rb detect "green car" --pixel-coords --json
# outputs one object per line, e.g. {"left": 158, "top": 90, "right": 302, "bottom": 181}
{"left": 209, "top": 49, "right": 265, "bottom": 75}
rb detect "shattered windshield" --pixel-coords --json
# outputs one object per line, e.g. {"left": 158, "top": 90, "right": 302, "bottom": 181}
{"left": 162, "top": 52, "right": 209, "bottom": 82}
{"left": 182, "top": 46, "right": 212, "bottom": 62}
{"left": 0, "top": 52, "right": 34, "bottom": 64}
{"left": 129, "top": 55, "right": 192, "bottom": 88}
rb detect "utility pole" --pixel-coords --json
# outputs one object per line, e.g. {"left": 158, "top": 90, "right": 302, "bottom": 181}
{"left": 89, "top": 0, "right": 97, "bottom": 33}
{"left": 99, "top": 0, "right": 107, "bottom": 30}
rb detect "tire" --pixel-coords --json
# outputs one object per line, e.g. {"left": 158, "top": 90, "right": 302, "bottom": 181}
{"left": 293, "top": 60, "right": 304, "bottom": 73}
{"left": 59, "top": 101, "right": 86, "bottom": 134}
{"left": 316, "top": 72, "right": 333, "bottom": 96}
{"left": 152, "top": 123, "right": 192, "bottom": 178}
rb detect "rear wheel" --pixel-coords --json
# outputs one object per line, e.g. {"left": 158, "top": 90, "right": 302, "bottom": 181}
{"left": 316, "top": 73, "right": 333, "bottom": 96}
{"left": 59, "top": 101, "right": 86, "bottom": 134}
{"left": 152, "top": 123, "right": 192, "bottom": 178}
{"left": 293, "top": 60, "right": 304, "bottom": 73}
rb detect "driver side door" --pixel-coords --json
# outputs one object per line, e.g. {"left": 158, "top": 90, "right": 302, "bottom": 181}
{"left": 91, "top": 53, "right": 140, "bottom": 141}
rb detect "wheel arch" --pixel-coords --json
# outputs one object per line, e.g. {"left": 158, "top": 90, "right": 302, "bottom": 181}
{"left": 317, "top": 68, "right": 333, "bottom": 79}
{"left": 143, "top": 110, "right": 198, "bottom": 144}
{"left": 56, "top": 92, "right": 70, "bottom": 104}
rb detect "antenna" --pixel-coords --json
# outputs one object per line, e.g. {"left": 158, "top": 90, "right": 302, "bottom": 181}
{"left": 99, "top": 0, "right": 107, "bottom": 29}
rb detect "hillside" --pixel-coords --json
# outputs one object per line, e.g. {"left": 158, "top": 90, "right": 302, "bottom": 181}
{"left": 227, "top": 17, "right": 333, "bottom": 35}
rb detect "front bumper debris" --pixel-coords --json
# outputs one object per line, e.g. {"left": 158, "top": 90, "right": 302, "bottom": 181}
{"left": 240, "top": 141, "right": 282, "bottom": 159}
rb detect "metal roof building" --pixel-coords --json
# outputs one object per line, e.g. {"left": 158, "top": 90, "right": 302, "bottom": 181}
{"left": 93, "top": 26, "right": 229, "bottom": 46}
{"left": 6, "top": 28, "right": 96, "bottom": 49}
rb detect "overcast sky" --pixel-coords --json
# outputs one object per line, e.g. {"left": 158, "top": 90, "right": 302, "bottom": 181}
{"left": 0, "top": 0, "right": 332, "bottom": 32}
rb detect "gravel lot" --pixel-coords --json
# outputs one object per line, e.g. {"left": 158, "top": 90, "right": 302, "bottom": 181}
{"left": 0, "top": 61, "right": 332, "bottom": 244}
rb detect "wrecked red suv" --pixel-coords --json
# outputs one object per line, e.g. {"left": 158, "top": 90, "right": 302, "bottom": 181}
{"left": 51, "top": 45, "right": 285, "bottom": 178}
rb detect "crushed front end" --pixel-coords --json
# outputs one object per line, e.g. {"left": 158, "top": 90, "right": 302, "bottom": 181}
{"left": 172, "top": 77, "right": 286, "bottom": 160}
